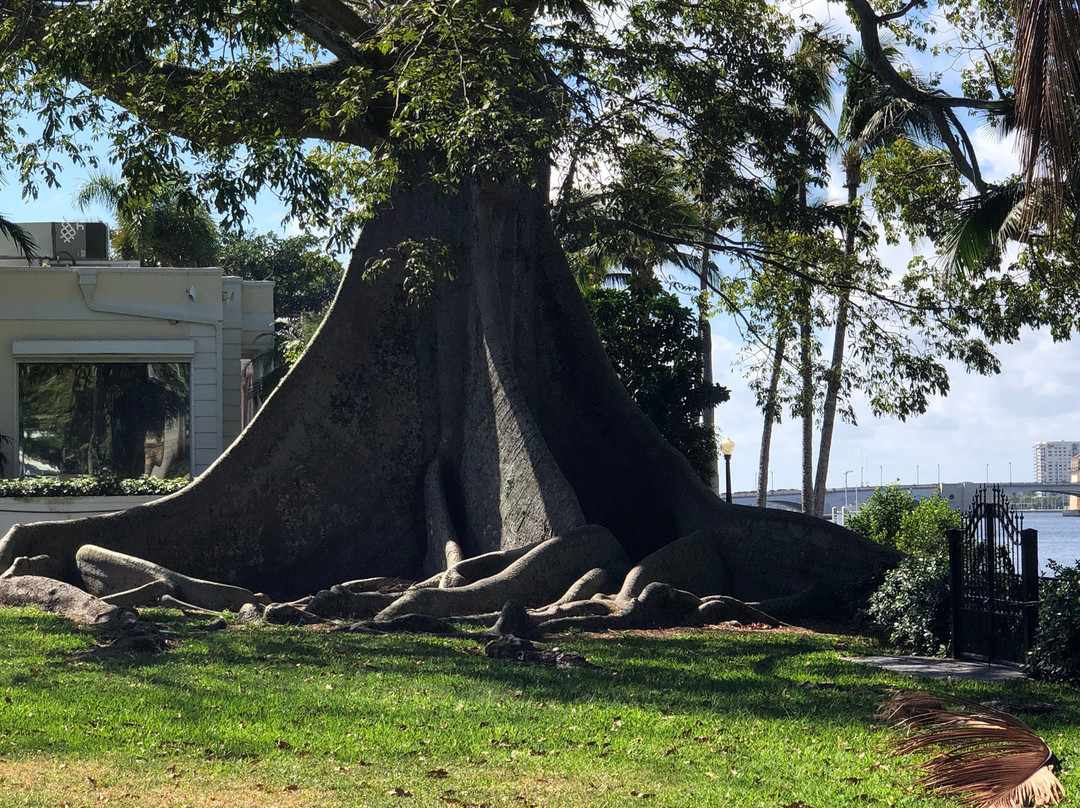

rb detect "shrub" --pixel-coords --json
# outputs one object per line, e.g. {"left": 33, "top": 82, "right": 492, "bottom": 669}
{"left": 1026, "top": 560, "right": 1080, "bottom": 684}
{"left": 865, "top": 555, "right": 950, "bottom": 655}
{"left": 896, "top": 495, "right": 960, "bottom": 558}
{"left": 0, "top": 475, "right": 189, "bottom": 497}
{"left": 847, "top": 486, "right": 958, "bottom": 558}
{"left": 845, "top": 485, "right": 918, "bottom": 549}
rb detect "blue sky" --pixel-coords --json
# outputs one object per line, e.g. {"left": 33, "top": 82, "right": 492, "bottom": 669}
{"left": 0, "top": 4, "right": 1071, "bottom": 495}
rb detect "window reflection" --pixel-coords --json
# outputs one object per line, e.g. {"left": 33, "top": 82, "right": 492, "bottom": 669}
{"left": 19, "top": 362, "right": 190, "bottom": 479}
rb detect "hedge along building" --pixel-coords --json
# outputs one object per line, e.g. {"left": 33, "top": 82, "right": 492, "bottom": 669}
{"left": 0, "top": 222, "right": 275, "bottom": 482}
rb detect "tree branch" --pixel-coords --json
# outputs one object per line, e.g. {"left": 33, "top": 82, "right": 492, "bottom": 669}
{"left": 290, "top": 0, "right": 380, "bottom": 64}
{"left": 2, "top": 0, "right": 395, "bottom": 150}
{"left": 846, "top": 0, "right": 1009, "bottom": 115}
{"left": 877, "top": 0, "right": 926, "bottom": 23}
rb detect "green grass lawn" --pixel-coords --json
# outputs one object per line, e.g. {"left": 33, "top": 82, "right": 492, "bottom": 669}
{"left": 0, "top": 609, "right": 1076, "bottom": 807}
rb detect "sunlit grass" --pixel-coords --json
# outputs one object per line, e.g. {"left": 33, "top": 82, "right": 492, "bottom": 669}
{"left": 0, "top": 609, "right": 1077, "bottom": 807}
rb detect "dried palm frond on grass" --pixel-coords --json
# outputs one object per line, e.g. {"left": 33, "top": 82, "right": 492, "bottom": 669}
{"left": 880, "top": 690, "right": 1064, "bottom": 808}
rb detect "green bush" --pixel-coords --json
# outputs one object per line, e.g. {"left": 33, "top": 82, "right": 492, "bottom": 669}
{"left": 896, "top": 495, "right": 961, "bottom": 557}
{"left": 846, "top": 485, "right": 917, "bottom": 548}
{"left": 0, "top": 475, "right": 189, "bottom": 497}
{"left": 1026, "top": 560, "right": 1080, "bottom": 684}
{"left": 847, "top": 486, "right": 959, "bottom": 559}
{"left": 865, "top": 555, "right": 950, "bottom": 655}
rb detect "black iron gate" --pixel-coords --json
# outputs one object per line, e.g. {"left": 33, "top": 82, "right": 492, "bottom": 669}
{"left": 947, "top": 486, "right": 1039, "bottom": 665}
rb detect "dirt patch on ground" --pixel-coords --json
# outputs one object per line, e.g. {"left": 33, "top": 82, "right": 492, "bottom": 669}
{"left": 0, "top": 758, "right": 326, "bottom": 808}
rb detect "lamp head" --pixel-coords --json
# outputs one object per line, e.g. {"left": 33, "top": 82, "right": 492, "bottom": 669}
{"left": 719, "top": 436, "right": 735, "bottom": 457}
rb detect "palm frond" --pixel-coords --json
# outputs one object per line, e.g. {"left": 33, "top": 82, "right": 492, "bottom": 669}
{"left": 74, "top": 171, "right": 123, "bottom": 212}
{"left": 881, "top": 691, "right": 1065, "bottom": 808}
{"left": 1013, "top": 0, "right": 1080, "bottom": 230}
{"left": 944, "top": 181, "right": 1027, "bottom": 274}
{"left": 0, "top": 215, "right": 37, "bottom": 260}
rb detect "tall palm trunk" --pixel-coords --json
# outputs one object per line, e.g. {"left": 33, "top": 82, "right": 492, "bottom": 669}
{"left": 798, "top": 281, "right": 815, "bottom": 515}
{"left": 812, "top": 156, "right": 859, "bottom": 517}
{"left": 756, "top": 329, "right": 787, "bottom": 506}
{"left": 698, "top": 242, "right": 719, "bottom": 493}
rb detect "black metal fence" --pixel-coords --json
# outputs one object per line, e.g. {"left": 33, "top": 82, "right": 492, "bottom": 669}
{"left": 947, "top": 486, "right": 1039, "bottom": 665}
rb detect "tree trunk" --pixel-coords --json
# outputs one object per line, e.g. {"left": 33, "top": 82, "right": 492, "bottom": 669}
{"left": 798, "top": 282, "right": 815, "bottom": 516}
{"left": 756, "top": 330, "right": 786, "bottom": 507}
{"left": 698, "top": 243, "right": 719, "bottom": 494}
{"left": 0, "top": 183, "right": 896, "bottom": 616}
{"left": 812, "top": 158, "right": 860, "bottom": 517}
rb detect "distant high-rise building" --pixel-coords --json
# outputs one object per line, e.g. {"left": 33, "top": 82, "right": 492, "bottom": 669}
{"left": 1033, "top": 441, "right": 1080, "bottom": 483}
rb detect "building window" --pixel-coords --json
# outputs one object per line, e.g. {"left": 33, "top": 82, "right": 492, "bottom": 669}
{"left": 18, "top": 362, "right": 190, "bottom": 478}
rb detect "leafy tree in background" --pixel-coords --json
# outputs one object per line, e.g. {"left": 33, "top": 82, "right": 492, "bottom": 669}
{"left": 220, "top": 231, "right": 345, "bottom": 368}
{"left": 897, "top": 495, "right": 961, "bottom": 558}
{"left": 584, "top": 280, "right": 730, "bottom": 483}
{"left": 75, "top": 172, "right": 219, "bottom": 266}
{"left": 219, "top": 232, "right": 343, "bottom": 321}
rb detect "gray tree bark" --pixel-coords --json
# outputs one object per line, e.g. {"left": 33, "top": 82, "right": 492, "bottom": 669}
{"left": 798, "top": 282, "right": 816, "bottom": 516}
{"left": 756, "top": 330, "right": 787, "bottom": 507}
{"left": 813, "top": 157, "right": 860, "bottom": 517}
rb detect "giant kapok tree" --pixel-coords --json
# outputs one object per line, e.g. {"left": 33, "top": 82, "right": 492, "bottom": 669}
{"left": 0, "top": 0, "right": 911, "bottom": 620}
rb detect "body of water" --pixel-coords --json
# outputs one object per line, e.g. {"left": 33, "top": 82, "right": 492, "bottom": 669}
{"left": 1016, "top": 511, "right": 1080, "bottom": 575}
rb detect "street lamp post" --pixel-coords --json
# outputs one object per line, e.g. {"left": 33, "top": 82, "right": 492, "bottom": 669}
{"left": 843, "top": 469, "right": 852, "bottom": 509}
{"left": 720, "top": 437, "right": 735, "bottom": 504}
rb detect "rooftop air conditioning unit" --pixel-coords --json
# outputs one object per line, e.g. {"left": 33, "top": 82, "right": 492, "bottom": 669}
{"left": 0, "top": 221, "right": 110, "bottom": 263}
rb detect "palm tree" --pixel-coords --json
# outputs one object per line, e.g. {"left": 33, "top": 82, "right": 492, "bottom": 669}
{"left": 779, "top": 30, "right": 839, "bottom": 516}
{"left": 0, "top": 214, "right": 35, "bottom": 259}
{"left": 557, "top": 144, "right": 701, "bottom": 292}
{"left": 811, "top": 48, "right": 949, "bottom": 516}
{"left": 1013, "top": 0, "right": 1080, "bottom": 232}
{"left": 75, "top": 172, "right": 219, "bottom": 267}
{"left": 943, "top": 180, "right": 1028, "bottom": 273}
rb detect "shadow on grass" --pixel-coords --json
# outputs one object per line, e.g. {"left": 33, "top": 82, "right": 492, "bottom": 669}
{"left": 3, "top": 608, "right": 1079, "bottom": 762}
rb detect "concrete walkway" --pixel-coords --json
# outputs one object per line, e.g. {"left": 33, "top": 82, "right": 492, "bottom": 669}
{"left": 845, "top": 655, "right": 1027, "bottom": 682}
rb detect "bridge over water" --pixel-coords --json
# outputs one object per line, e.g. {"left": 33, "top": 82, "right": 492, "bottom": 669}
{"left": 730, "top": 481, "right": 1080, "bottom": 514}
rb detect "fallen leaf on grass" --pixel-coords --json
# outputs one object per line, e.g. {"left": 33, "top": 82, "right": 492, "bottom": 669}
{"left": 427, "top": 769, "right": 450, "bottom": 779}
{"left": 390, "top": 787, "right": 413, "bottom": 797}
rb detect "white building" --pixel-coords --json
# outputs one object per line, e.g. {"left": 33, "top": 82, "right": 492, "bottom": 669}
{"left": 1033, "top": 440, "right": 1080, "bottom": 484}
{"left": 0, "top": 222, "right": 274, "bottom": 479}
